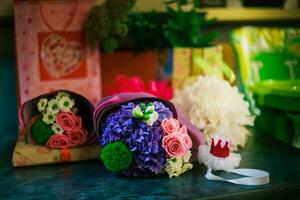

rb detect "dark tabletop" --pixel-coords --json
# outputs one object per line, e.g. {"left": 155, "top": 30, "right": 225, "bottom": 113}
{"left": 1, "top": 133, "right": 300, "bottom": 200}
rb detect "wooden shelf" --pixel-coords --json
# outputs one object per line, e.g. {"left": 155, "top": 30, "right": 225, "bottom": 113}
{"left": 132, "top": 0, "right": 300, "bottom": 21}
{"left": 133, "top": 1, "right": 300, "bottom": 21}
{"left": 203, "top": 8, "right": 300, "bottom": 21}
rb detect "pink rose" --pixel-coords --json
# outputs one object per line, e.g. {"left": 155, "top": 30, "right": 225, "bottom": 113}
{"left": 67, "top": 129, "right": 88, "bottom": 147}
{"left": 161, "top": 118, "right": 180, "bottom": 134}
{"left": 162, "top": 133, "right": 189, "bottom": 157}
{"left": 178, "top": 125, "right": 193, "bottom": 149}
{"left": 56, "top": 112, "right": 82, "bottom": 133}
{"left": 182, "top": 134, "right": 192, "bottom": 149}
{"left": 178, "top": 125, "right": 187, "bottom": 135}
{"left": 46, "top": 134, "right": 70, "bottom": 149}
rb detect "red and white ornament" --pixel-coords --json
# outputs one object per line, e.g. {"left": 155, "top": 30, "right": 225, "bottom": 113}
{"left": 198, "top": 135, "right": 241, "bottom": 171}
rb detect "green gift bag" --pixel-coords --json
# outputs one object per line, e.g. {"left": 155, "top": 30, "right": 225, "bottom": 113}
{"left": 231, "top": 26, "right": 300, "bottom": 148}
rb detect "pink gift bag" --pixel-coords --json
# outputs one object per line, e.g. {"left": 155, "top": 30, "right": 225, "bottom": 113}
{"left": 12, "top": 0, "right": 102, "bottom": 167}
{"left": 14, "top": 0, "right": 101, "bottom": 105}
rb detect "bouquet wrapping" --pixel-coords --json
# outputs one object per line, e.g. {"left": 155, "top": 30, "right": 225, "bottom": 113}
{"left": 93, "top": 92, "right": 204, "bottom": 177}
{"left": 12, "top": 90, "right": 99, "bottom": 167}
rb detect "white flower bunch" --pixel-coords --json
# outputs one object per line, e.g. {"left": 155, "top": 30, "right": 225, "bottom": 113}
{"left": 37, "top": 92, "right": 76, "bottom": 128}
{"left": 165, "top": 151, "right": 193, "bottom": 177}
{"left": 172, "top": 76, "right": 254, "bottom": 148}
{"left": 51, "top": 123, "right": 63, "bottom": 134}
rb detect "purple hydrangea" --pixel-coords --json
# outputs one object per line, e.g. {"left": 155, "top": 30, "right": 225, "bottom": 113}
{"left": 99, "top": 101, "right": 173, "bottom": 176}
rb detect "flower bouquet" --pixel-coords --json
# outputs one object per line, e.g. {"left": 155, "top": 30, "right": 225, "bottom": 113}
{"left": 93, "top": 92, "right": 204, "bottom": 177}
{"left": 12, "top": 90, "right": 99, "bottom": 167}
{"left": 21, "top": 91, "right": 96, "bottom": 148}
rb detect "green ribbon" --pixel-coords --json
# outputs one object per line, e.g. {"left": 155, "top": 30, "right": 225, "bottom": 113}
{"left": 192, "top": 50, "right": 235, "bottom": 83}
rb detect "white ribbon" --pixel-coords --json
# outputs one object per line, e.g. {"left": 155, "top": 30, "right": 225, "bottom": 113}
{"left": 205, "top": 167, "right": 270, "bottom": 186}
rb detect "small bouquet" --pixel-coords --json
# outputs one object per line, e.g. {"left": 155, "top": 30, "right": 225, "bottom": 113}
{"left": 21, "top": 91, "right": 96, "bottom": 148}
{"left": 93, "top": 92, "right": 204, "bottom": 177}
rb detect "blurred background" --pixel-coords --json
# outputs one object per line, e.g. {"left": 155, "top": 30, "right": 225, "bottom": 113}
{"left": 1, "top": 0, "right": 300, "bottom": 167}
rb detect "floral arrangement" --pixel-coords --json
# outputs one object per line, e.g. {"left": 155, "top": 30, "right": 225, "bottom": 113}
{"left": 99, "top": 100, "right": 193, "bottom": 177}
{"left": 25, "top": 92, "right": 90, "bottom": 149}
{"left": 173, "top": 76, "right": 255, "bottom": 148}
{"left": 108, "top": 75, "right": 173, "bottom": 100}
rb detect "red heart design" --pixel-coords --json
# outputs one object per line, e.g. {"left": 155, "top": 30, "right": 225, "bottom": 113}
{"left": 41, "top": 34, "right": 85, "bottom": 78}
{"left": 27, "top": 17, "right": 33, "bottom": 24}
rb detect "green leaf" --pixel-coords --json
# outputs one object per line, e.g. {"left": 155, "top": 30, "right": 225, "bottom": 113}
{"left": 142, "top": 114, "right": 150, "bottom": 120}
{"left": 102, "top": 38, "right": 119, "bottom": 53}
{"left": 166, "top": 6, "right": 176, "bottom": 13}
{"left": 178, "top": 0, "right": 188, "bottom": 6}
{"left": 193, "top": 0, "right": 202, "bottom": 8}
{"left": 164, "top": 0, "right": 177, "bottom": 4}
{"left": 144, "top": 110, "right": 154, "bottom": 115}
{"left": 196, "top": 31, "right": 219, "bottom": 47}
{"left": 140, "top": 103, "right": 146, "bottom": 110}
{"left": 202, "top": 17, "right": 218, "bottom": 27}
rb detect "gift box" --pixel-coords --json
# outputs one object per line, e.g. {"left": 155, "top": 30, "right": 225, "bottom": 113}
{"left": 172, "top": 46, "right": 235, "bottom": 88}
